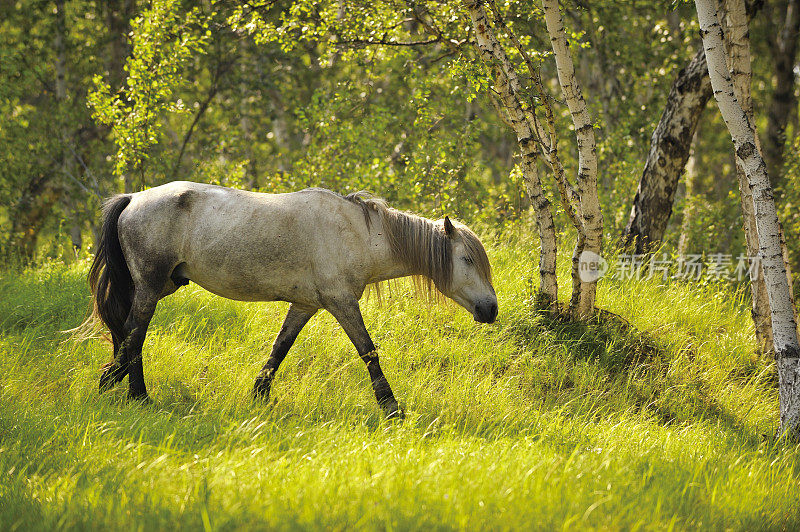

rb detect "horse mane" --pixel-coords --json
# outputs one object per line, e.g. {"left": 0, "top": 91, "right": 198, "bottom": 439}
{"left": 343, "top": 191, "right": 492, "bottom": 297}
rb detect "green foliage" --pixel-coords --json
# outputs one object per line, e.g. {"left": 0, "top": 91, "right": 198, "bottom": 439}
{"left": 2, "top": 0, "right": 798, "bottom": 289}
{"left": 0, "top": 0, "right": 108, "bottom": 254}
{"left": 1, "top": 235, "right": 798, "bottom": 529}
{"left": 88, "top": 0, "right": 211, "bottom": 180}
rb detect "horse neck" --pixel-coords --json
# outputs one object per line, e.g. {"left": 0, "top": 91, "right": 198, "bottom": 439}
{"left": 365, "top": 208, "right": 446, "bottom": 286}
{"left": 365, "top": 213, "right": 414, "bottom": 283}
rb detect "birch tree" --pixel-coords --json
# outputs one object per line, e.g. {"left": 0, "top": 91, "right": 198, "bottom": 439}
{"left": 463, "top": 0, "right": 603, "bottom": 317}
{"left": 462, "top": 0, "right": 559, "bottom": 304}
{"left": 624, "top": 0, "right": 789, "bottom": 355}
{"left": 624, "top": 48, "right": 712, "bottom": 252}
{"left": 719, "top": 0, "right": 776, "bottom": 354}
{"left": 623, "top": 1, "right": 763, "bottom": 252}
{"left": 694, "top": 0, "right": 800, "bottom": 438}
{"left": 541, "top": 0, "right": 603, "bottom": 316}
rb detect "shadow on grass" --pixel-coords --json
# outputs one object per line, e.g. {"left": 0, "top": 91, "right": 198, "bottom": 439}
{"left": 499, "top": 304, "right": 769, "bottom": 449}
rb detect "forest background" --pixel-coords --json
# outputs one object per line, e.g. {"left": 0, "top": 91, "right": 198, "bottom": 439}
{"left": 3, "top": 0, "right": 800, "bottom": 276}
{"left": 5, "top": 1, "right": 800, "bottom": 528}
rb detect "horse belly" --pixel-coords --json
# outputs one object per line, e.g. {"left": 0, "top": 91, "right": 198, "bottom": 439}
{"left": 186, "top": 267, "right": 317, "bottom": 304}
{"left": 180, "top": 231, "right": 320, "bottom": 305}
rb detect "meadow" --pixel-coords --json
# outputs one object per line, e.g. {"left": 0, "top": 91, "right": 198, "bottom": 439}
{"left": 1, "top": 227, "right": 799, "bottom": 530}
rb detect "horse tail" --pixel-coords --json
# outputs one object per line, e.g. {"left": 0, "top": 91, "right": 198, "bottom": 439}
{"left": 81, "top": 194, "right": 133, "bottom": 344}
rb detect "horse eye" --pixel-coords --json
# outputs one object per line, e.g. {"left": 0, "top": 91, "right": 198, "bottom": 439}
{"left": 462, "top": 256, "right": 473, "bottom": 265}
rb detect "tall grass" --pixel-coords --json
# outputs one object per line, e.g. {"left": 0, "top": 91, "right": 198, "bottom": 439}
{"left": 0, "top": 230, "right": 798, "bottom": 530}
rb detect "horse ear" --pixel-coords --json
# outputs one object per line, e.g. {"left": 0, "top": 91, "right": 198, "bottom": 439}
{"left": 444, "top": 216, "right": 455, "bottom": 238}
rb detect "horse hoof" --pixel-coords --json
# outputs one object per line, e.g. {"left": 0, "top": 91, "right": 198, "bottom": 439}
{"left": 252, "top": 379, "right": 272, "bottom": 401}
{"left": 129, "top": 394, "right": 151, "bottom": 404}
{"left": 384, "top": 403, "right": 405, "bottom": 421}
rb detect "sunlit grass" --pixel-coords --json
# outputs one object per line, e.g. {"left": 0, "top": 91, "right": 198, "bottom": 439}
{"left": 1, "top": 227, "right": 798, "bottom": 530}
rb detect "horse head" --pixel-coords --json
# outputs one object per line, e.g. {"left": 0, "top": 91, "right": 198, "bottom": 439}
{"left": 440, "top": 216, "right": 498, "bottom": 324}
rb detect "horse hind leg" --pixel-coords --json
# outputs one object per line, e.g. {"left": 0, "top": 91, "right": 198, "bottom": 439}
{"left": 99, "top": 284, "right": 135, "bottom": 392}
{"left": 99, "top": 280, "right": 161, "bottom": 400}
{"left": 100, "top": 277, "right": 178, "bottom": 396}
{"left": 119, "top": 287, "right": 159, "bottom": 400}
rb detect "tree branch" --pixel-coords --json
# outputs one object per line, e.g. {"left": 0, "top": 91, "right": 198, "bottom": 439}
{"left": 332, "top": 37, "right": 441, "bottom": 47}
{"left": 169, "top": 57, "right": 235, "bottom": 181}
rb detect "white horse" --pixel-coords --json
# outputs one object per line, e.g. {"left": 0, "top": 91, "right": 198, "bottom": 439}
{"left": 86, "top": 181, "right": 497, "bottom": 417}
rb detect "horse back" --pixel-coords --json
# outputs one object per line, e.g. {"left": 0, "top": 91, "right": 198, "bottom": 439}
{"left": 117, "top": 182, "right": 376, "bottom": 304}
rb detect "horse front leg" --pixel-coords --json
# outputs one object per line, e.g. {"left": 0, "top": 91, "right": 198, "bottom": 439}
{"left": 326, "top": 299, "right": 403, "bottom": 419}
{"left": 253, "top": 304, "right": 317, "bottom": 400}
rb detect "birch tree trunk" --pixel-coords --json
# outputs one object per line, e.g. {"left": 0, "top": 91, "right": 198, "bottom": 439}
{"left": 465, "top": 0, "right": 558, "bottom": 304}
{"left": 55, "top": 0, "right": 82, "bottom": 255}
{"left": 468, "top": 0, "right": 603, "bottom": 316}
{"left": 720, "top": 0, "right": 775, "bottom": 354}
{"left": 541, "top": 0, "right": 603, "bottom": 317}
{"left": 695, "top": 0, "right": 800, "bottom": 438}
{"left": 624, "top": 49, "right": 712, "bottom": 252}
{"left": 520, "top": 158, "right": 559, "bottom": 306}
{"left": 624, "top": 2, "right": 761, "bottom": 252}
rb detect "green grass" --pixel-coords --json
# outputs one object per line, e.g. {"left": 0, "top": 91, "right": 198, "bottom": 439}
{"left": 1, "top": 228, "right": 799, "bottom": 530}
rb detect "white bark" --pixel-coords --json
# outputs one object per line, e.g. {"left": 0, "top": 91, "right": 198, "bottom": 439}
{"left": 465, "top": 1, "right": 558, "bottom": 303}
{"left": 695, "top": 0, "right": 800, "bottom": 438}
{"left": 720, "top": 0, "right": 775, "bottom": 354}
{"left": 541, "top": 0, "right": 603, "bottom": 317}
{"left": 520, "top": 159, "right": 559, "bottom": 306}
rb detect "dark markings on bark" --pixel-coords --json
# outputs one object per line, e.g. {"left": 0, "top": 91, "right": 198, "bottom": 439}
{"left": 777, "top": 344, "right": 800, "bottom": 360}
{"left": 623, "top": 2, "right": 762, "bottom": 252}
{"left": 623, "top": 49, "right": 712, "bottom": 252}
{"left": 736, "top": 141, "right": 756, "bottom": 160}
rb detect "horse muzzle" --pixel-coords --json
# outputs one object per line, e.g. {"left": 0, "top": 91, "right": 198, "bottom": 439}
{"left": 474, "top": 300, "right": 498, "bottom": 324}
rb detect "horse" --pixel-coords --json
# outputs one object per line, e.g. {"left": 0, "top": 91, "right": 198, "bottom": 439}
{"left": 84, "top": 181, "right": 497, "bottom": 418}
